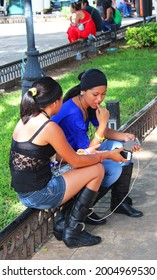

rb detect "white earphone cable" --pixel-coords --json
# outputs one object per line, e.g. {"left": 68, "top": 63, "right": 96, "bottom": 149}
{"left": 88, "top": 155, "right": 140, "bottom": 221}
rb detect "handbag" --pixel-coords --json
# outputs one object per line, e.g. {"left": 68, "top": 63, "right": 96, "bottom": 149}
{"left": 78, "top": 23, "right": 84, "bottom": 31}
{"left": 77, "top": 8, "right": 94, "bottom": 31}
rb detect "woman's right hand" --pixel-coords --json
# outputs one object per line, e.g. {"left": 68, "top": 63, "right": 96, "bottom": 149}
{"left": 96, "top": 105, "right": 110, "bottom": 127}
{"left": 99, "top": 147, "right": 128, "bottom": 163}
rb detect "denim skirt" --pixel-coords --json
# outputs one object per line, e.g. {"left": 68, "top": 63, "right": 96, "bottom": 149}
{"left": 18, "top": 174, "right": 66, "bottom": 210}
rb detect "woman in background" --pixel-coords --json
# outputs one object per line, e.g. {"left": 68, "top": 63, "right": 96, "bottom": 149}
{"left": 67, "top": 1, "right": 96, "bottom": 43}
{"left": 102, "top": 0, "right": 122, "bottom": 31}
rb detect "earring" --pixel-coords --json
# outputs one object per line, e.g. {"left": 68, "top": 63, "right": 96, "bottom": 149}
{"left": 80, "top": 91, "right": 84, "bottom": 95}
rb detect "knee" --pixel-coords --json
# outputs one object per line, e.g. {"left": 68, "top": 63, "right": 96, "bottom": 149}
{"left": 112, "top": 162, "right": 122, "bottom": 179}
{"left": 116, "top": 162, "right": 122, "bottom": 174}
{"left": 97, "top": 163, "right": 105, "bottom": 180}
{"left": 111, "top": 163, "right": 122, "bottom": 183}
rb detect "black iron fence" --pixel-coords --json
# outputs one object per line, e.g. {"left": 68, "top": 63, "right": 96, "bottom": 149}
{"left": 0, "top": 20, "right": 144, "bottom": 90}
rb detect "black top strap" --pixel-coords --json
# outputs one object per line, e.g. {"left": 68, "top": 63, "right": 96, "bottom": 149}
{"left": 29, "top": 120, "right": 51, "bottom": 143}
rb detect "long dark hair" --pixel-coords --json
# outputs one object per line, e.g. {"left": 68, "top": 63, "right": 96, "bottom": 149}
{"left": 102, "top": 1, "right": 115, "bottom": 19}
{"left": 71, "top": 1, "right": 82, "bottom": 11}
{"left": 63, "top": 84, "right": 96, "bottom": 119}
{"left": 63, "top": 84, "right": 80, "bottom": 103}
{"left": 20, "top": 77, "right": 62, "bottom": 124}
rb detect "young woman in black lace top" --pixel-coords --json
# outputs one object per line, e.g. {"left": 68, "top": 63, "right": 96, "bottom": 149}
{"left": 9, "top": 76, "right": 127, "bottom": 249}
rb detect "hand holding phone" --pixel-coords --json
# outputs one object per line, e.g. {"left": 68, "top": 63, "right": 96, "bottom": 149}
{"left": 120, "top": 150, "right": 132, "bottom": 160}
{"left": 123, "top": 138, "right": 141, "bottom": 152}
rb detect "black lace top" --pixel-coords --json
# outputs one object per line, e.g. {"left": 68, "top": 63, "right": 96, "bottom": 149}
{"left": 9, "top": 120, "right": 56, "bottom": 193}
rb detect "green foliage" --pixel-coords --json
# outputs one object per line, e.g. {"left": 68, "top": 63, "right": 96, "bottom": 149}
{"left": 125, "top": 22, "right": 157, "bottom": 48}
{"left": 0, "top": 91, "right": 26, "bottom": 230}
{"left": 61, "top": 7, "right": 71, "bottom": 20}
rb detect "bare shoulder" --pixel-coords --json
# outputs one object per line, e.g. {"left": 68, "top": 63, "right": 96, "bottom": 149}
{"left": 76, "top": 10, "right": 84, "bottom": 19}
{"left": 46, "top": 120, "right": 63, "bottom": 134}
{"left": 46, "top": 120, "right": 60, "bottom": 130}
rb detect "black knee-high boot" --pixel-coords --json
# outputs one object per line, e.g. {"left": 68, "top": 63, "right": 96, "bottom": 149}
{"left": 110, "top": 163, "right": 143, "bottom": 217}
{"left": 86, "top": 186, "right": 110, "bottom": 225}
{"left": 53, "top": 198, "right": 74, "bottom": 241}
{"left": 63, "top": 187, "right": 101, "bottom": 248}
{"left": 53, "top": 186, "right": 109, "bottom": 241}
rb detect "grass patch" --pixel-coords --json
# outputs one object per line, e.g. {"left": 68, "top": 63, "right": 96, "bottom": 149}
{"left": 0, "top": 47, "right": 157, "bottom": 230}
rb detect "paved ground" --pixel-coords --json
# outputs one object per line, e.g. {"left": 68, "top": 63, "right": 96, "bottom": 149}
{"left": 0, "top": 15, "right": 144, "bottom": 65}
{"left": 32, "top": 127, "right": 157, "bottom": 260}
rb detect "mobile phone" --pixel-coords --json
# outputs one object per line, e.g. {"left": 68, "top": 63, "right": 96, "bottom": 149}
{"left": 120, "top": 150, "right": 132, "bottom": 160}
{"left": 123, "top": 138, "right": 140, "bottom": 151}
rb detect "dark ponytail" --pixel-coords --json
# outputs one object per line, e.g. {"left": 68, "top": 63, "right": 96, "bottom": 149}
{"left": 20, "top": 90, "right": 40, "bottom": 124}
{"left": 102, "top": 1, "right": 115, "bottom": 19}
{"left": 63, "top": 71, "right": 85, "bottom": 103}
{"left": 63, "top": 84, "right": 81, "bottom": 103}
{"left": 20, "top": 77, "right": 62, "bottom": 124}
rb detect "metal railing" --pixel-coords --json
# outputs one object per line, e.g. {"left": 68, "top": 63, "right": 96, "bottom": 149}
{"left": 0, "top": 20, "right": 144, "bottom": 89}
{"left": 0, "top": 96, "right": 157, "bottom": 260}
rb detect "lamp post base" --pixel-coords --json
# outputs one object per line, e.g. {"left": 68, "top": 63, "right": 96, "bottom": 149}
{"left": 22, "top": 50, "right": 45, "bottom": 96}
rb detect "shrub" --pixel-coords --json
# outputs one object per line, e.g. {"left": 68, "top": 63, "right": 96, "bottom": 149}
{"left": 125, "top": 22, "right": 157, "bottom": 48}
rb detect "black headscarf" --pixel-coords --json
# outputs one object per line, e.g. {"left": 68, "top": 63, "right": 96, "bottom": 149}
{"left": 79, "top": 69, "right": 107, "bottom": 90}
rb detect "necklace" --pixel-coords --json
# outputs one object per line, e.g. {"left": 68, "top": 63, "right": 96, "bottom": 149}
{"left": 41, "top": 110, "right": 50, "bottom": 119}
{"left": 78, "top": 95, "right": 88, "bottom": 119}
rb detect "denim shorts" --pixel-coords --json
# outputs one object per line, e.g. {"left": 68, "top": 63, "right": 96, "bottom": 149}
{"left": 18, "top": 175, "right": 66, "bottom": 210}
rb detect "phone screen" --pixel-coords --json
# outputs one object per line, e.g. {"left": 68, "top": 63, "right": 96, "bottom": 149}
{"left": 123, "top": 138, "right": 140, "bottom": 151}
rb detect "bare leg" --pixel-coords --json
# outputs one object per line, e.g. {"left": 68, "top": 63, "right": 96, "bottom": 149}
{"left": 60, "top": 163, "right": 104, "bottom": 205}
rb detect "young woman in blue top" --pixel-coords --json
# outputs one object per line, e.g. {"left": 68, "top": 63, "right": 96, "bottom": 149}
{"left": 10, "top": 76, "right": 128, "bottom": 249}
{"left": 52, "top": 69, "right": 143, "bottom": 235}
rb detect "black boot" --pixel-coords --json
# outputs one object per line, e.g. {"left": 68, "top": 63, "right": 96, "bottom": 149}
{"left": 63, "top": 187, "right": 101, "bottom": 248}
{"left": 53, "top": 186, "right": 109, "bottom": 240}
{"left": 86, "top": 186, "right": 110, "bottom": 225}
{"left": 111, "top": 163, "right": 143, "bottom": 217}
{"left": 53, "top": 198, "right": 74, "bottom": 241}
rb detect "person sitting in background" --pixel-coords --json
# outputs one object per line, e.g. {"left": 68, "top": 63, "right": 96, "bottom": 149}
{"left": 52, "top": 69, "right": 143, "bottom": 239}
{"left": 116, "top": 0, "right": 132, "bottom": 17}
{"left": 67, "top": 1, "right": 96, "bottom": 43}
{"left": 81, "top": 0, "right": 103, "bottom": 35}
{"left": 9, "top": 76, "right": 128, "bottom": 249}
{"left": 102, "top": 0, "right": 122, "bottom": 31}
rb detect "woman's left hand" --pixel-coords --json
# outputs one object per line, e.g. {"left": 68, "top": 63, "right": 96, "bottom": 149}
{"left": 124, "top": 133, "right": 141, "bottom": 152}
{"left": 85, "top": 144, "right": 101, "bottom": 154}
{"left": 124, "top": 133, "right": 135, "bottom": 142}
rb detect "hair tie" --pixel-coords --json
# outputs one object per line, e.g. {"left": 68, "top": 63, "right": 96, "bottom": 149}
{"left": 29, "top": 87, "right": 37, "bottom": 97}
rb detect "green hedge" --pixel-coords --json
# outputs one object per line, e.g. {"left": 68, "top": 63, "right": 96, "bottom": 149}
{"left": 125, "top": 22, "right": 157, "bottom": 48}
